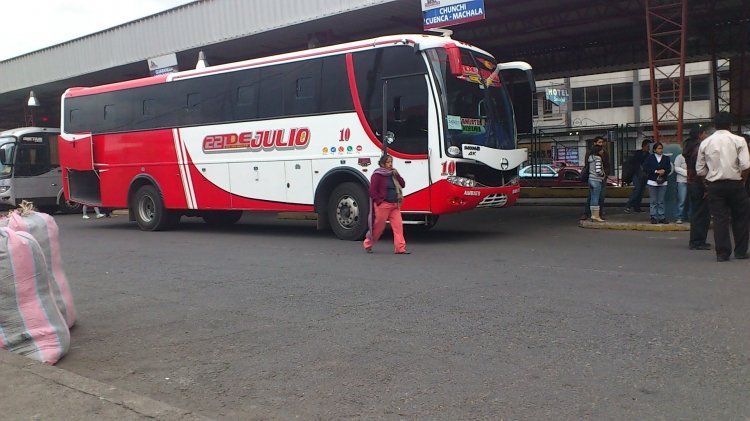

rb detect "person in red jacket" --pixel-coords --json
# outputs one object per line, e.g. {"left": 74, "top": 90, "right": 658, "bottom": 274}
{"left": 363, "top": 154, "right": 409, "bottom": 254}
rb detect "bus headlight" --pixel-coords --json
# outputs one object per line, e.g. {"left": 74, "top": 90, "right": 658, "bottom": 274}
{"left": 447, "top": 176, "right": 476, "bottom": 187}
{"left": 0, "top": 186, "right": 9, "bottom": 193}
{"left": 505, "top": 175, "right": 520, "bottom": 186}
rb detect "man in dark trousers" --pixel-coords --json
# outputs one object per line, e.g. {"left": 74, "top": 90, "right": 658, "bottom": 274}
{"left": 683, "top": 126, "right": 711, "bottom": 250}
{"left": 580, "top": 136, "right": 610, "bottom": 220}
{"left": 624, "top": 139, "right": 652, "bottom": 213}
{"left": 696, "top": 112, "right": 750, "bottom": 261}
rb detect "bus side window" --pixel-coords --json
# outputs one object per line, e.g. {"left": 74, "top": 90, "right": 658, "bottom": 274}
{"left": 48, "top": 133, "right": 60, "bottom": 167}
{"left": 259, "top": 71, "right": 283, "bottom": 118}
{"left": 284, "top": 59, "right": 321, "bottom": 116}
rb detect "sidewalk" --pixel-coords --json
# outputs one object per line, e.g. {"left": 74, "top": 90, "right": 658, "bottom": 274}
{"left": 578, "top": 207, "right": 690, "bottom": 231}
{"left": 515, "top": 198, "right": 690, "bottom": 231}
{"left": 0, "top": 350, "right": 212, "bottom": 421}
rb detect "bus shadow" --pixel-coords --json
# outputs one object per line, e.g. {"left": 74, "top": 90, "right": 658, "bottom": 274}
{"left": 71, "top": 213, "right": 514, "bottom": 244}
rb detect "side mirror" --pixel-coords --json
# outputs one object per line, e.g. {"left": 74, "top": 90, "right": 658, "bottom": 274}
{"left": 384, "top": 131, "right": 396, "bottom": 144}
{"left": 445, "top": 44, "right": 462, "bottom": 77}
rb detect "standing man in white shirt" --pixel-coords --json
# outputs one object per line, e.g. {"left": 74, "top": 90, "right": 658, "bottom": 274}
{"left": 696, "top": 112, "right": 750, "bottom": 262}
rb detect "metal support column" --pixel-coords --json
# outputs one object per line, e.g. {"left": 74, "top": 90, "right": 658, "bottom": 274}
{"left": 644, "top": 0, "right": 687, "bottom": 142}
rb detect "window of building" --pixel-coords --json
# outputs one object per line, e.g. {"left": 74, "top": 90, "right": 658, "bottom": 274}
{"left": 572, "top": 88, "right": 585, "bottom": 111}
{"left": 585, "top": 86, "right": 599, "bottom": 109}
{"left": 598, "top": 85, "right": 612, "bottom": 109}
{"left": 612, "top": 83, "right": 633, "bottom": 107}
{"left": 658, "top": 79, "right": 676, "bottom": 103}
{"left": 571, "top": 83, "right": 633, "bottom": 110}
{"left": 640, "top": 81, "right": 652, "bottom": 105}
{"left": 689, "top": 75, "right": 710, "bottom": 101}
{"left": 543, "top": 99, "right": 554, "bottom": 115}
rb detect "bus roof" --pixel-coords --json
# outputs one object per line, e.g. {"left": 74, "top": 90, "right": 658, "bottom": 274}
{"left": 63, "top": 34, "right": 493, "bottom": 98}
{"left": 0, "top": 127, "right": 60, "bottom": 137}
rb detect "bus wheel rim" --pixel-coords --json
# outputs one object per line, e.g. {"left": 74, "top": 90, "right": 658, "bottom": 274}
{"left": 336, "top": 195, "right": 358, "bottom": 228}
{"left": 139, "top": 195, "right": 155, "bottom": 222}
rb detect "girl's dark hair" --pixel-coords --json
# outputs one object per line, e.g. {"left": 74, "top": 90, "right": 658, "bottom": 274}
{"left": 378, "top": 154, "right": 392, "bottom": 167}
{"left": 591, "top": 144, "right": 603, "bottom": 155}
{"left": 652, "top": 142, "right": 663, "bottom": 152}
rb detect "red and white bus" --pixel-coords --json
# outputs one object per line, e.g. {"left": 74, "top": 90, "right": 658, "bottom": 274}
{"left": 59, "top": 34, "right": 534, "bottom": 240}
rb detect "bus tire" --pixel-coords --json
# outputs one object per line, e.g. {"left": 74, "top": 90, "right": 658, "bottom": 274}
{"left": 202, "top": 210, "right": 243, "bottom": 227}
{"left": 58, "top": 198, "right": 82, "bottom": 214}
{"left": 133, "top": 185, "right": 173, "bottom": 231}
{"left": 328, "top": 182, "right": 369, "bottom": 241}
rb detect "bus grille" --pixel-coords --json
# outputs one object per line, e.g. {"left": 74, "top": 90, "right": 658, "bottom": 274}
{"left": 477, "top": 194, "right": 508, "bottom": 208}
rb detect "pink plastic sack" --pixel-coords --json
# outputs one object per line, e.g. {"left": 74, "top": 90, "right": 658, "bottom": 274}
{"left": 0, "top": 227, "right": 70, "bottom": 364}
{"left": 1, "top": 208, "right": 76, "bottom": 327}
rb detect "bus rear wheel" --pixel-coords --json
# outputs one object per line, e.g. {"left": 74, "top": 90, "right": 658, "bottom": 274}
{"left": 133, "top": 185, "right": 177, "bottom": 231}
{"left": 58, "top": 198, "right": 82, "bottom": 214}
{"left": 202, "top": 210, "right": 243, "bottom": 227}
{"left": 328, "top": 182, "right": 369, "bottom": 241}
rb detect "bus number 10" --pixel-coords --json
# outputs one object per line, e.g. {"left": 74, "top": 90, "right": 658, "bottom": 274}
{"left": 339, "top": 128, "right": 351, "bottom": 142}
{"left": 441, "top": 161, "right": 456, "bottom": 176}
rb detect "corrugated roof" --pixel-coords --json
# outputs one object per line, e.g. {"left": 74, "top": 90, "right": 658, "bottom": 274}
{"left": 0, "top": 0, "right": 402, "bottom": 94}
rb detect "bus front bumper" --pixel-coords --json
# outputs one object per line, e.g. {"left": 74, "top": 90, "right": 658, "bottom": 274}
{"left": 429, "top": 179, "right": 521, "bottom": 215}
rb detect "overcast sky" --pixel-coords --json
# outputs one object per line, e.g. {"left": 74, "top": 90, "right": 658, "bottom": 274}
{"left": 1, "top": 0, "right": 195, "bottom": 61}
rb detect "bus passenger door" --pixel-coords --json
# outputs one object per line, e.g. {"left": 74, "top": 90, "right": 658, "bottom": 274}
{"left": 285, "top": 160, "right": 312, "bottom": 204}
{"left": 13, "top": 132, "right": 60, "bottom": 205}
{"left": 382, "top": 75, "right": 431, "bottom": 212}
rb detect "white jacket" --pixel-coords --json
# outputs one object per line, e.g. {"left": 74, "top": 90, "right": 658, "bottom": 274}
{"left": 674, "top": 153, "right": 687, "bottom": 184}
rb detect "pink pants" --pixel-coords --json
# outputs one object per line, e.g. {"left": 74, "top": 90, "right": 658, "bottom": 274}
{"left": 363, "top": 202, "right": 407, "bottom": 253}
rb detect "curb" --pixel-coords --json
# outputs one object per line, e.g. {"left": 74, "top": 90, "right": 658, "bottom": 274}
{"left": 0, "top": 350, "right": 212, "bottom": 420}
{"left": 579, "top": 220, "right": 690, "bottom": 231}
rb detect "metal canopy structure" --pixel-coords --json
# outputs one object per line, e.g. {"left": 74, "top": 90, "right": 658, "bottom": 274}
{"left": 645, "top": 0, "right": 688, "bottom": 142}
{"left": 0, "top": 0, "right": 747, "bottom": 129}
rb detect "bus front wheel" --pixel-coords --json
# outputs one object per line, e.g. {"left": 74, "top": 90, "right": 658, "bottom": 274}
{"left": 328, "top": 182, "right": 369, "bottom": 241}
{"left": 133, "top": 185, "right": 176, "bottom": 231}
{"left": 57, "top": 196, "right": 82, "bottom": 214}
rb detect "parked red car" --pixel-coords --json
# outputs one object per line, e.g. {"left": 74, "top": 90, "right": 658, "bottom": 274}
{"left": 520, "top": 165, "right": 619, "bottom": 187}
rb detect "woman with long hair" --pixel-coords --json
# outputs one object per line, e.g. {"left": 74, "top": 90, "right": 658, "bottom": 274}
{"left": 587, "top": 144, "right": 606, "bottom": 222}
{"left": 363, "top": 154, "right": 409, "bottom": 254}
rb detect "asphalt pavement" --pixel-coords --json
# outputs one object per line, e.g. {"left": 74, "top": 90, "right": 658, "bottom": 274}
{"left": 0, "top": 348, "right": 210, "bottom": 420}
{"left": 1, "top": 205, "right": 748, "bottom": 420}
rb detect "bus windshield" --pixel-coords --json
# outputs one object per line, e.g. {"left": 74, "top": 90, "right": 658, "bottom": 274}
{"left": 428, "top": 47, "right": 516, "bottom": 153}
{"left": 0, "top": 138, "right": 16, "bottom": 179}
